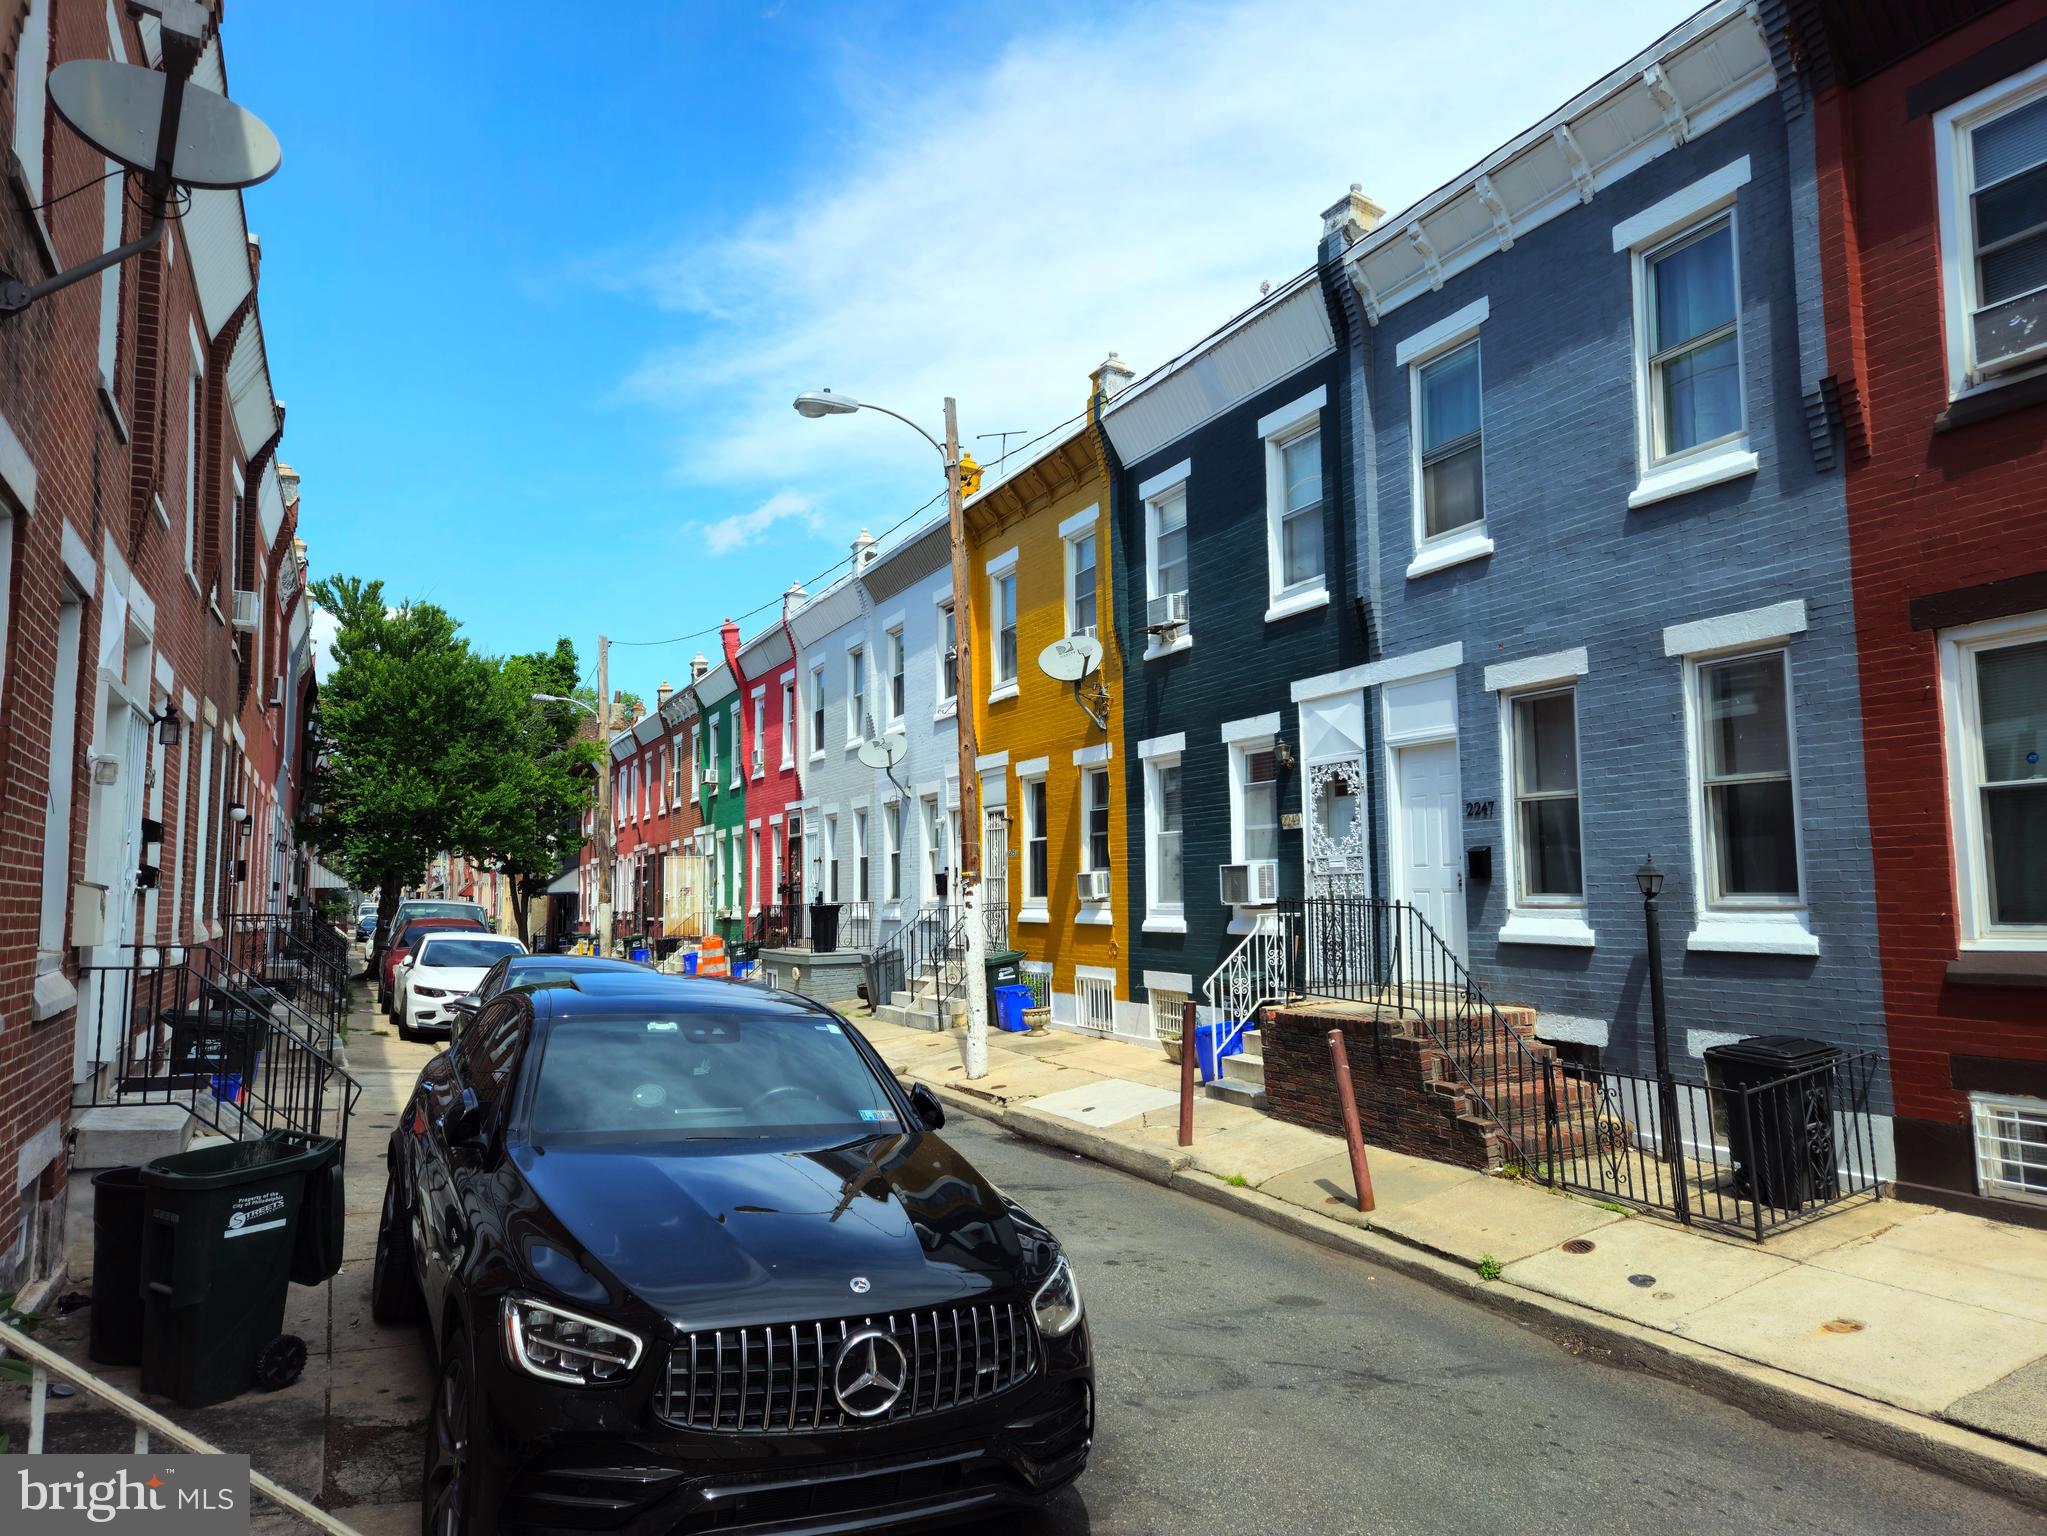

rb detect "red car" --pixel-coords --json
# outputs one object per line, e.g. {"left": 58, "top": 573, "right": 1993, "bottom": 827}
{"left": 381, "top": 918, "right": 484, "bottom": 1014}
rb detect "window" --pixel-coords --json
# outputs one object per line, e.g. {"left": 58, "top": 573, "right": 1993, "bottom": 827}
{"left": 36, "top": 588, "right": 84, "bottom": 958}
{"left": 97, "top": 3, "right": 131, "bottom": 391}
{"left": 11, "top": 0, "right": 50, "bottom": 207}
{"left": 884, "top": 800, "right": 903, "bottom": 903}
{"left": 1235, "top": 746, "right": 1279, "bottom": 863}
{"left": 1084, "top": 768, "right": 1110, "bottom": 874}
{"left": 707, "top": 713, "right": 720, "bottom": 788}
{"left": 1943, "top": 616, "right": 2047, "bottom": 943}
{"left": 1695, "top": 650, "right": 1800, "bottom": 904}
{"left": 185, "top": 360, "right": 202, "bottom": 580}
{"left": 937, "top": 601, "right": 958, "bottom": 707}
{"left": 1416, "top": 342, "right": 1483, "bottom": 540}
{"left": 1075, "top": 969, "right": 1116, "bottom": 1036}
{"left": 1149, "top": 489, "right": 1188, "bottom": 605}
{"left": 729, "top": 704, "right": 741, "bottom": 783}
{"left": 924, "top": 796, "right": 948, "bottom": 901}
{"left": 780, "top": 679, "right": 795, "bottom": 768}
{"left": 810, "top": 664, "right": 826, "bottom": 756}
{"left": 749, "top": 825, "right": 762, "bottom": 913}
{"left": 1021, "top": 777, "right": 1049, "bottom": 909}
{"left": 992, "top": 573, "right": 1018, "bottom": 689}
{"left": 1067, "top": 530, "right": 1097, "bottom": 638}
{"left": 1270, "top": 424, "right": 1325, "bottom": 594}
{"left": 824, "top": 813, "right": 840, "bottom": 903}
{"left": 848, "top": 646, "right": 867, "bottom": 741}
{"left": 1147, "top": 757, "right": 1185, "bottom": 922}
{"left": 1973, "top": 1093, "right": 2047, "bottom": 1205}
{"left": 853, "top": 809, "right": 870, "bottom": 901}
{"left": 1645, "top": 217, "right": 1742, "bottom": 460}
{"left": 886, "top": 626, "right": 905, "bottom": 723}
{"left": 1510, "top": 689, "right": 1583, "bottom": 902}
{"left": 690, "top": 724, "right": 700, "bottom": 797}
{"left": 752, "top": 693, "right": 766, "bottom": 778}
{"left": 1935, "top": 65, "right": 2047, "bottom": 393}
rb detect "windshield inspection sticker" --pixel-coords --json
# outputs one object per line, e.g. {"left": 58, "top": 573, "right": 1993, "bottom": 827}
{"left": 224, "top": 1190, "right": 288, "bottom": 1240}
{"left": 857, "top": 1109, "right": 899, "bottom": 1122}
{"left": 816, "top": 1022, "right": 843, "bottom": 1034}
{"left": 646, "top": 1021, "right": 679, "bottom": 1032}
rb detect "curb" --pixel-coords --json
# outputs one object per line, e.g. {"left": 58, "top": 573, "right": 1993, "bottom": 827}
{"left": 917, "top": 1068, "right": 2047, "bottom": 1513}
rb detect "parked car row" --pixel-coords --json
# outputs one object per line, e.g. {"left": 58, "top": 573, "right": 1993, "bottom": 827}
{"left": 372, "top": 959, "right": 1094, "bottom": 1533}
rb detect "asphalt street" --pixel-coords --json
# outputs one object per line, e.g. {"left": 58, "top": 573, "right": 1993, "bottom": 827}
{"left": 945, "top": 1110, "right": 2046, "bottom": 1536}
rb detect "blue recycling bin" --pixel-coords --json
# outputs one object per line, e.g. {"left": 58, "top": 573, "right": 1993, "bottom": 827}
{"left": 1194, "top": 1021, "right": 1246, "bottom": 1083}
{"left": 993, "top": 983, "right": 1032, "bottom": 1033}
{"left": 681, "top": 951, "right": 699, "bottom": 976}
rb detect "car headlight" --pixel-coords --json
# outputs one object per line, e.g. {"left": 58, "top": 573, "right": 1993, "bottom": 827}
{"left": 500, "top": 1296, "right": 642, "bottom": 1385}
{"left": 1031, "top": 1255, "right": 1083, "bottom": 1338}
{"left": 414, "top": 986, "right": 448, "bottom": 998}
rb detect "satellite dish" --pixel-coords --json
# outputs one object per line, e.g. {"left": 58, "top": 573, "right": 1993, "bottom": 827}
{"left": 50, "top": 60, "right": 281, "bottom": 190}
{"left": 856, "top": 732, "right": 907, "bottom": 771}
{"left": 1038, "top": 634, "right": 1103, "bottom": 683}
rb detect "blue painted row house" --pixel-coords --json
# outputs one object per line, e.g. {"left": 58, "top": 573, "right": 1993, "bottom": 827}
{"left": 1107, "top": 0, "right": 1896, "bottom": 1176}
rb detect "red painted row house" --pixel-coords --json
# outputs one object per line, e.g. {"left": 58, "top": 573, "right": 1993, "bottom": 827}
{"left": 1808, "top": 0, "right": 2047, "bottom": 1220}
{"left": 0, "top": 1, "right": 315, "bottom": 1296}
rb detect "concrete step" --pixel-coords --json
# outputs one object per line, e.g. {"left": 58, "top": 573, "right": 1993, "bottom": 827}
{"left": 1204, "top": 1077, "right": 1268, "bottom": 1112}
{"left": 874, "top": 1003, "right": 950, "bottom": 1033}
{"left": 72, "top": 1103, "right": 196, "bottom": 1170}
{"left": 1221, "top": 1052, "right": 1266, "bottom": 1088}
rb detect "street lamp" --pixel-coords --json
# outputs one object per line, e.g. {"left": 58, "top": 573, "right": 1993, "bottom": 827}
{"left": 795, "top": 386, "right": 992, "bottom": 1080}
{"left": 531, "top": 692, "right": 598, "bottom": 718}
{"left": 1636, "top": 855, "right": 1683, "bottom": 1184}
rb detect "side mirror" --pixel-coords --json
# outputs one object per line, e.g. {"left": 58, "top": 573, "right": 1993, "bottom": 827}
{"left": 443, "top": 1084, "right": 485, "bottom": 1148}
{"left": 909, "top": 1082, "right": 945, "bottom": 1131}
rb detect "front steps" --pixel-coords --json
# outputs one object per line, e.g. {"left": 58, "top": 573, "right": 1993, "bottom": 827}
{"left": 71, "top": 1103, "right": 195, "bottom": 1170}
{"left": 872, "top": 970, "right": 968, "bottom": 1032}
{"left": 1203, "top": 1027, "right": 1269, "bottom": 1111}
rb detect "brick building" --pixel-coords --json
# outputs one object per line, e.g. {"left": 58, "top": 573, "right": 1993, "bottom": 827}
{"left": 0, "top": 1, "right": 308, "bottom": 1295}
{"left": 1805, "top": 0, "right": 2047, "bottom": 1219}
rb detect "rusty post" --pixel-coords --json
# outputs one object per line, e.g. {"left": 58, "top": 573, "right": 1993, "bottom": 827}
{"left": 1327, "top": 1028, "right": 1375, "bottom": 1212}
{"left": 1179, "top": 1001, "right": 1197, "bottom": 1147}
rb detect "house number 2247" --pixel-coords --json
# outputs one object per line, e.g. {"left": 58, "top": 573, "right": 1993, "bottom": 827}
{"left": 1463, "top": 799, "right": 1495, "bottom": 820}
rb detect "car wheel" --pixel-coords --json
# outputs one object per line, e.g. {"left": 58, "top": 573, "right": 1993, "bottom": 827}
{"left": 370, "top": 1173, "right": 421, "bottom": 1324}
{"left": 396, "top": 1000, "right": 415, "bottom": 1044}
{"left": 422, "top": 1333, "right": 477, "bottom": 1536}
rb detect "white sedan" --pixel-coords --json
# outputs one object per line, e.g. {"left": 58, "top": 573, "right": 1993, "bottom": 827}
{"left": 395, "top": 932, "right": 528, "bottom": 1041}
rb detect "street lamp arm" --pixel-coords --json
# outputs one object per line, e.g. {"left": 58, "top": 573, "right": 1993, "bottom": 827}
{"left": 853, "top": 401, "right": 949, "bottom": 461}
{"left": 532, "top": 692, "right": 600, "bottom": 720}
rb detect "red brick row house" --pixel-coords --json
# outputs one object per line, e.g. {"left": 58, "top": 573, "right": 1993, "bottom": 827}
{"left": 0, "top": 0, "right": 314, "bottom": 1297}
{"left": 1805, "top": 0, "right": 2047, "bottom": 1220}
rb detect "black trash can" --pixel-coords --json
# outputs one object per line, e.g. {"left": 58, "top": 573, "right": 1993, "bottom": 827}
{"left": 139, "top": 1131, "right": 340, "bottom": 1407}
{"left": 809, "top": 900, "right": 841, "bottom": 954}
{"left": 163, "top": 1001, "right": 266, "bottom": 1085}
{"left": 983, "top": 949, "right": 1025, "bottom": 1014}
{"left": 88, "top": 1166, "right": 147, "bottom": 1366}
{"left": 291, "top": 1154, "right": 346, "bottom": 1287}
{"left": 1704, "top": 1036, "right": 1842, "bottom": 1210}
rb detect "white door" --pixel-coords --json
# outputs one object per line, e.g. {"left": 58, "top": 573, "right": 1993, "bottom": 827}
{"left": 1396, "top": 741, "right": 1465, "bottom": 963}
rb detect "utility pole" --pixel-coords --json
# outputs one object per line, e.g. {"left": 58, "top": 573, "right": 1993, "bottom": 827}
{"left": 944, "top": 397, "right": 991, "bottom": 1079}
{"left": 596, "top": 635, "right": 615, "bottom": 957}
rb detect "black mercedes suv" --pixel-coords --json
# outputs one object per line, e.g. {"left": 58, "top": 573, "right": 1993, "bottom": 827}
{"left": 373, "top": 973, "right": 1092, "bottom": 1534}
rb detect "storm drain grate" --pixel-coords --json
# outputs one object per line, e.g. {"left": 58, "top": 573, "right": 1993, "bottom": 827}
{"left": 1560, "top": 1238, "right": 1596, "bottom": 1255}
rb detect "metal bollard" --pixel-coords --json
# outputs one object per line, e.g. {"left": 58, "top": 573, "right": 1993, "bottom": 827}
{"left": 1327, "top": 1028, "right": 1375, "bottom": 1212}
{"left": 1179, "top": 1001, "right": 1197, "bottom": 1148}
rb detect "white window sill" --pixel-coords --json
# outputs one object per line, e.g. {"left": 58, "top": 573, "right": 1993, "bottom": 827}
{"left": 988, "top": 681, "right": 1020, "bottom": 704}
{"left": 1074, "top": 907, "right": 1113, "bottom": 926}
{"left": 31, "top": 970, "right": 77, "bottom": 1023}
{"left": 97, "top": 379, "right": 129, "bottom": 443}
{"left": 1406, "top": 528, "right": 1494, "bottom": 580}
{"left": 809, "top": 752, "right": 825, "bottom": 765}
{"left": 1499, "top": 911, "right": 1596, "bottom": 948}
{"left": 1628, "top": 443, "right": 1758, "bottom": 509}
{"left": 1264, "top": 586, "right": 1330, "bottom": 624}
{"left": 1143, "top": 915, "right": 1187, "bottom": 935}
{"left": 1144, "top": 633, "right": 1193, "bottom": 663}
{"left": 1686, "top": 910, "right": 1819, "bottom": 957}
{"left": 934, "top": 701, "right": 958, "bottom": 721}
{"left": 780, "top": 759, "right": 794, "bottom": 772}
{"left": 153, "top": 494, "right": 169, "bottom": 530}
{"left": 1019, "top": 907, "right": 1051, "bottom": 925}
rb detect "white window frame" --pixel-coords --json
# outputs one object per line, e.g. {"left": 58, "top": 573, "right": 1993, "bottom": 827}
{"left": 36, "top": 586, "right": 85, "bottom": 960}
{"left": 1933, "top": 58, "right": 2047, "bottom": 401}
{"left": 935, "top": 596, "right": 958, "bottom": 716}
{"left": 823, "top": 812, "right": 841, "bottom": 903}
{"left": 779, "top": 675, "right": 795, "bottom": 769}
{"left": 1141, "top": 734, "right": 1186, "bottom": 934}
{"left": 846, "top": 644, "right": 867, "bottom": 744}
{"left": 185, "top": 327, "right": 205, "bottom": 584}
{"left": 1081, "top": 763, "right": 1111, "bottom": 878}
{"left": 752, "top": 687, "right": 767, "bottom": 779}
{"left": 1141, "top": 460, "right": 1193, "bottom": 660}
{"left": 885, "top": 621, "right": 906, "bottom": 725}
{"left": 1614, "top": 158, "right": 1759, "bottom": 509}
{"left": 853, "top": 808, "right": 870, "bottom": 902}
{"left": 1074, "top": 965, "right": 1117, "bottom": 1037}
{"left": 1258, "top": 388, "right": 1330, "bottom": 619}
{"left": 96, "top": 1, "right": 131, "bottom": 406}
{"left": 882, "top": 797, "right": 904, "bottom": 905}
{"left": 689, "top": 723, "right": 700, "bottom": 797}
{"left": 1484, "top": 649, "right": 1593, "bottom": 947}
{"left": 749, "top": 822, "right": 762, "bottom": 916}
{"left": 987, "top": 547, "right": 1020, "bottom": 701}
{"left": 1939, "top": 609, "right": 2047, "bottom": 950}
{"left": 1398, "top": 302, "right": 1495, "bottom": 580}
{"left": 921, "top": 793, "right": 946, "bottom": 903}
{"left": 706, "top": 712, "right": 721, "bottom": 790}
{"left": 1972, "top": 1091, "right": 2047, "bottom": 1206}
{"left": 1017, "top": 762, "right": 1050, "bottom": 921}
{"left": 11, "top": 0, "right": 51, "bottom": 210}
{"left": 809, "top": 662, "right": 826, "bottom": 760}
{"left": 1060, "top": 504, "right": 1100, "bottom": 640}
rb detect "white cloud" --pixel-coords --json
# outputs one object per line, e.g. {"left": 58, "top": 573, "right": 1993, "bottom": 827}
{"left": 698, "top": 489, "right": 825, "bottom": 556}
{"left": 309, "top": 606, "right": 339, "bottom": 682}
{"left": 614, "top": 0, "right": 1697, "bottom": 499}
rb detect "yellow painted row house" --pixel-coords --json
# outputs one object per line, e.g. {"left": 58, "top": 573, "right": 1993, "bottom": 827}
{"left": 965, "top": 363, "right": 1133, "bottom": 1034}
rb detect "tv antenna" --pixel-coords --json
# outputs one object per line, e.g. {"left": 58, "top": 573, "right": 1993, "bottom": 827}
{"left": 2, "top": 2, "right": 282, "bottom": 318}
{"left": 975, "top": 430, "right": 1029, "bottom": 473}
{"left": 856, "top": 728, "right": 910, "bottom": 802}
{"left": 1037, "top": 634, "right": 1110, "bottom": 730}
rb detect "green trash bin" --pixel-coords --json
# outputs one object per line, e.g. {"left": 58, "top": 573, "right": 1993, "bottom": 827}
{"left": 88, "top": 1166, "right": 147, "bottom": 1366}
{"left": 162, "top": 999, "right": 266, "bottom": 1084}
{"left": 140, "top": 1130, "right": 339, "bottom": 1407}
{"left": 984, "top": 949, "right": 1025, "bottom": 1015}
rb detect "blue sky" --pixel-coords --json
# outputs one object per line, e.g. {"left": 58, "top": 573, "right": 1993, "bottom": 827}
{"left": 236, "top": 0, "right": 1699, "bottom": 707}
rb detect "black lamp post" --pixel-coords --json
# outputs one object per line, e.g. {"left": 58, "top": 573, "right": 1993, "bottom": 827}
{"left": 1636, "top": 855, "right": 1683, "bottom": 1180}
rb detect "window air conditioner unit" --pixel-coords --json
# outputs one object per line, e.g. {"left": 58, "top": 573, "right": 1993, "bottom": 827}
{"left": 704, "top": 765, "right": 719, "bottom": 789}
{"left": 752, "top": 747, "right": 765, "bottom": 775}
{"left": 1220, "top": 860, "right": 1279, "bottom": 907}
{"left": 1076, "top": 869, "right": 1110, "bottom": 903}
{"left": 1974, "top": 291, "right": 2047, "bottom": 379}
{"left": 231, "top": 589, "right": 260, "bottom": 631}
{"left": 1145, "top": 592, "right": 1188, "bottom": 634}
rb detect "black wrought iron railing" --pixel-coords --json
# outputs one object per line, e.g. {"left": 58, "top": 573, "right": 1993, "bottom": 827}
{"left": 227, "top": 913, "right": 349, "bottom": 1042}
{"left": 72, "top": 943, "right": 360, "bottom": 1150}
{"left": 833, "top": 901, "right": 879, "bottom": 951}
{"left": 865, "top": 903, "right": 967, "bottom": 1023}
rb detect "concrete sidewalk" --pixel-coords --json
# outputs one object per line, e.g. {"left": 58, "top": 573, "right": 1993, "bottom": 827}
{"left": 858, "top": 1014, "right": 2047, "bottom": 1508}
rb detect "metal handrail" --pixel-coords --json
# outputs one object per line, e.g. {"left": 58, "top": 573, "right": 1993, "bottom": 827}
{"left": 0, "top": 1319, "right": 365, "bottom": 1534}
{"left": 1199, "top": 910, "right": 1297, "bottom": 1054}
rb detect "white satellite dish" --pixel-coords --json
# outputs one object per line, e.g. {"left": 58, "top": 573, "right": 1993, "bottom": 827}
{"left": 1037, "top": 634, "right": 1103, "bottom": 684}
{"left": 856, "top": 732, "right": 907, "bottom": 771}
{"left": 50, "top": 59, "right": 281, "bottom": 190}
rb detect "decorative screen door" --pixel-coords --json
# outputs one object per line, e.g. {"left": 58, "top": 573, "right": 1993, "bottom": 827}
{"left": 1300, "top": 693, "right": 1371, "bottom": 991}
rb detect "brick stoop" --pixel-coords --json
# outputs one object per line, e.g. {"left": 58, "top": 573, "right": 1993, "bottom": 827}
{"left": 1259, "top": 1001, "right": 1594, "bottom": 1171}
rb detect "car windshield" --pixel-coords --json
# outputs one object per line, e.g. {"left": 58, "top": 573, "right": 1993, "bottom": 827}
{"left": 526, "top": 1011, "right": 900, "bottom": 1144}
{"left": 400, "top": 922, "right": 479, "bottom": 948}
{"left": 403, "top": 902, "right": 486, "bottom": 923}
{"left": 505, "top": 966, "right": 604, "bottom": 991}
{"left": 420, "top": 938, "right": 523, "bottom": 968}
